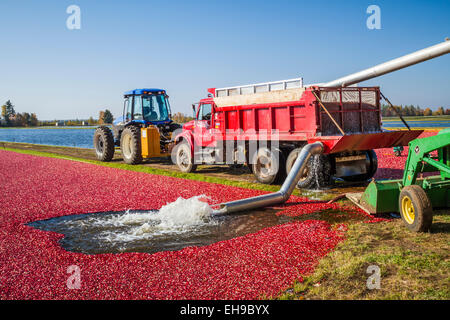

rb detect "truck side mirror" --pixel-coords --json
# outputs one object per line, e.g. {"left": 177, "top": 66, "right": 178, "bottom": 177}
{"left": 192, "top": 104, "right": 196, "bottom": 119}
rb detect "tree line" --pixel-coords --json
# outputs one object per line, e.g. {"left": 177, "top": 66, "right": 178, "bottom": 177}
{"left": 0, "top": 100, "right": 115, "bottom": 127}
{"left": 1, "top": 100, "right": 38, "bottom": 127}
{"left": 171, "top": 112, "right": 194, "bottom": 124}
{"left": 381, "top": 104, "right": 449, "bottom": 117}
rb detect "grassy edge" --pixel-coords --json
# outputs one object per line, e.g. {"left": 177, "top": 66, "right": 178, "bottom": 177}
{"left": 1, "top": 146, "right": 283, "bottom": 193}
{"left": 277, "top": 214, "right": 450, "bottom": 300}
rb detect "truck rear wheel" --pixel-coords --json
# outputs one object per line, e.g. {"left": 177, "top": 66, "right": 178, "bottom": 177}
{"left": 399, "top": 185, "right": 433, "bottom": 232}
{"left": 93, "top": 126, "right": 115, "bottom": 162}
{"left": 286, "top": 148, "right": 331, "bottom": 189}
{"left": 120, "top": 126, "right": 143, "bottom": 165}
{"left": 252, "top": 147, "right": 285, "bottom": 184}
{"left": 174, "top": 141, "right": 197, "bottom": 173}
{"left": 342, "top": 150, "right": 378, "bottom": 182}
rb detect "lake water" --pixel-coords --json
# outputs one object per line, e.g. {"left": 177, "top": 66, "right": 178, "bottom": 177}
{"left": 0, "top": 120, "right": 448, "bottom": 149}
{"left": 0, "top": 127, "right": 96, "bottom": 149}
{"left": 382, "top": 120, "right": 450, "bottom": 128}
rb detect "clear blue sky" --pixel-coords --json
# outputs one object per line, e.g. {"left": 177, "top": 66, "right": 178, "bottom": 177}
{"left": 0, "top": 0, "right": 449, "bottom": 120}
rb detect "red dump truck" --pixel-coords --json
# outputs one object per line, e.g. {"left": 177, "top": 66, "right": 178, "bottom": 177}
{"left": 172, "top": 40, "right": 450, "bottom": 187}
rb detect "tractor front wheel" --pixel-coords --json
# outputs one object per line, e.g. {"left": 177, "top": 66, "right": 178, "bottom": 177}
{"left": 93, "top": 126, "right": 115, "bottom": 162}
{"left": 399, "top": 185, "right": 433, "bottom": 232}
{"left": 120, "top": 126, "right": 143, "bottom": 165}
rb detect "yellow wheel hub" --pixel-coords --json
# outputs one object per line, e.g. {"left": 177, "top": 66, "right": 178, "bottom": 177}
{"left": 401, "top": 196, "right": 415, "bottom": 224}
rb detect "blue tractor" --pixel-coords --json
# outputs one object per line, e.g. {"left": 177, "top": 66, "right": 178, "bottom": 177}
{"left": 93, "top": 89, "right": 181, "bottom": 164}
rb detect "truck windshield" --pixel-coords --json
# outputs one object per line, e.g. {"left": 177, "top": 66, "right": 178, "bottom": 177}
{"left": 142, "top": 94, "right": 169, "bottom": 122}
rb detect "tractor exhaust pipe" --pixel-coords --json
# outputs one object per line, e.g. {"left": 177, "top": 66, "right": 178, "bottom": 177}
{"left": 217, "top": 142, "right": 324, "bottom": 214}
{"left": 323, "top": 39, "right": 450, "bottom": 87}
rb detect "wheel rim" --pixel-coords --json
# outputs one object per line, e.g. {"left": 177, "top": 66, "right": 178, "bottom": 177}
{"left": 122, "top": 134, "right": 132, "bottom": 158}
{"left": 299, "top": 166, "right": 309, "bottom": 182}
{"left": 401, "top": 195, "right": 415, "bottom": 224}
{"left": 177, "top": 146, "right": 190, "bottom": 169}
{"left": 255, "top": 150, "right": 276, "bottom": 178}
{"left": 290, "top": 152, "right": 308, "bottom": 182}
{"left": 96, "top": 137, "right": 104, "bottom": 155}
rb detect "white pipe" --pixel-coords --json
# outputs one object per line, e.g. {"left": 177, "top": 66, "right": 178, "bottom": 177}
{"left": 218, "top": 142, "right": 324, "bottom": 214}
{"left": 323, "top": 40, "right": 450, "bottom": 87}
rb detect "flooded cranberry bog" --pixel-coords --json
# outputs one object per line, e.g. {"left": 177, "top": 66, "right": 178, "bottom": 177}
{"left": 0, "top": 131, "right": 447, "bottom": 300}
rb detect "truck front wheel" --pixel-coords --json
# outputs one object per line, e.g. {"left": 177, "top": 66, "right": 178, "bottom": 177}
{"left": 252, "top": 147, "right": 285, "bottom": 184}
{"left": 120, "top": 126, "right": 143, "bottom": 165}
{"left": 174, "top": 141, "right": 197, "bottom": 173}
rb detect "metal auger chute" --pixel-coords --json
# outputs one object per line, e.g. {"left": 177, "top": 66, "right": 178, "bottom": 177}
{"left": 217, "top": 142, "right": 324, "bottom": 214}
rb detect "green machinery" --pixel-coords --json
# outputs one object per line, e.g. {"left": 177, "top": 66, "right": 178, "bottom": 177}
{"left": 347, "top": 128, "right": 450, "bottom": 232}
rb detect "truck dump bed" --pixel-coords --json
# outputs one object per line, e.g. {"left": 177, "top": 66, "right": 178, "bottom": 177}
{"left": 208, "top": 82, "right": 422, "bottom": 154}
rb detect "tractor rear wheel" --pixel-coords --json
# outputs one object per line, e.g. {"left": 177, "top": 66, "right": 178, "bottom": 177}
{"left": 252, "top": 147, "right": 285, "bottom": 184}
{"left": 174, "top": 141, "right": 197, "bottom": 173}
{"left": 286, "top": 148, "right": 331, "bottom": 189}
{"left": 342, "top": 150, "right": 378, "bottom": 182}
{"left": 399, "top": 185, "right": 433, "bottom": 232}
{"left": 93, "top": 126, "right": 115, "bottom": 162}
{"left": 120, "top": 126, "right": 143, "bottom": 165}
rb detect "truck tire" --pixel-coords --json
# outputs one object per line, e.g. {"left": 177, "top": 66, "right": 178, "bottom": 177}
{"left": 169, "top": 123, "right": 182, "bottom": 132}
{"left": 286, "top": 148, "right": 331, "bottom": 189}
{"left": 93, "top": 126, "right": 115, "bottom": 162}
{"left": 252, "top": 147, "right": 285, "bottom": 184}
{"left": 120, "top": 126, "right": 143, "bottom": 165}
{"left": 174, "top": 141, "right": 197, "bottom": 173}
{"left": 342, "top": 150, "right": 378, "bottom": 182}
{"left": 399, "top": 185, "right": 433, "bottom": 232}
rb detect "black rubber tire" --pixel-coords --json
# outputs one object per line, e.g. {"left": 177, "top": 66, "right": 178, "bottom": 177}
{"left": 169, "top": 122, "right": 183, "bottom": 132}
{"left": 174, "top": 141, "right": 197, "bottom": 173}
{"left": 342, "top": 150, "right": 378, "bottom": 182}
{"left": 399, "top": 185, "right": 433, "bottom": 232}
{"left": 93, "top": 126, "right": 115, "bottom": 162}
{"left": 120, "top": 126, "right": 143, "bottom": 165}
{"left": 251, "top": 147, "right": 285, "bottom": 185}
{"left": 286, "top": 148, "right": 331, "bottom": 189}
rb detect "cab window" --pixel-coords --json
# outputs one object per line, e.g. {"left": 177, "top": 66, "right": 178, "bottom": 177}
{"left": 198, "top": 103, "right": 212, "bottom": 121}
{"left": 133, "top": 96, "right": 143, "bottom": 120}
{"left": 124, "top": 97, "right": 132, "bottom": 121}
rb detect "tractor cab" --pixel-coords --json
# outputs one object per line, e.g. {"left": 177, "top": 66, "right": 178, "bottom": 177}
{"left": 94, "top": 88, "right": 182, "bottom": 165}
{"left": 111, "top": 88, "right": 181, "bottom": 145}
{"left": 114, "top": 89, "right": 172, "bottom": 127}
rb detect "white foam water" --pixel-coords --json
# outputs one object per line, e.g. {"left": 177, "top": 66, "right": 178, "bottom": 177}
{"left": 66, "top": 196, "right": 217, "bottom": 243}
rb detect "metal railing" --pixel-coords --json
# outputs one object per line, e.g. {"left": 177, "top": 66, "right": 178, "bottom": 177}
{"left": 215, "top": 78, "right": 303, "bottom": 97}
